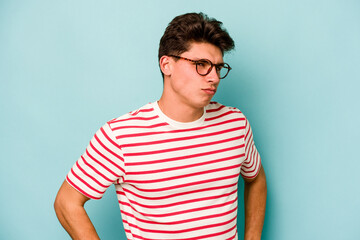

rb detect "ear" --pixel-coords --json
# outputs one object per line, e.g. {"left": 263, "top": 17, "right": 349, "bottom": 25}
{"left": 159, "top": 55, "right": 172, "bottom": 76}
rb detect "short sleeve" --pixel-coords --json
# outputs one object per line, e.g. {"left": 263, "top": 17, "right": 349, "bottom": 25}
{"left": 66, "top": 122, "right": 126, "bottom": 199}
{"left": 240, "top": 117, "right": 261, "bottom": 179}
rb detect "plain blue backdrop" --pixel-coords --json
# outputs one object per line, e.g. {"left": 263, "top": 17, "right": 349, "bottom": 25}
{"left": 1, "top": 0, "right": 359, "bottom": 239}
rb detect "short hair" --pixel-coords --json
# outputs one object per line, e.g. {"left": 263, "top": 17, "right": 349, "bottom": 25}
{"left": 158, "top": 12, "right": 235, "bottom": 61}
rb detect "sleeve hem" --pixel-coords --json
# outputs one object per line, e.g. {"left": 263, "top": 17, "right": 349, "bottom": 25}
{"left": 241, "top": 162, "right": 262, "bottom": 180}
{"left": 66, "top": 176, "right": 102, "bottom": 200}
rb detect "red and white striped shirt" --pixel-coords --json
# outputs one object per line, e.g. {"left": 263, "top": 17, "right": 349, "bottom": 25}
{"left": 66, "top": 101, "right": 261, "bottom": 240}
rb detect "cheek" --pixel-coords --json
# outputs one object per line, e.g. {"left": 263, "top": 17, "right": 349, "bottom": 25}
{"left": 171, "top": 66, "right": 204, "bottom": 95}
{"left": 172, "top": 77, "right": 192, "bottom": 95}
{"left": 172, "top": 70, "right": 195, "bottom": 89}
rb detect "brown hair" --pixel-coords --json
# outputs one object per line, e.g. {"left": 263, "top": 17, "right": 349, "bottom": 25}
{"left": 159, "top": 12, "right": 235, "bottom": 61}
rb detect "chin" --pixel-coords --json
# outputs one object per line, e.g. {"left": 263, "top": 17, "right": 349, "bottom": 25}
{"left": 195, "top": 99, "right": 212, "bottom": 108}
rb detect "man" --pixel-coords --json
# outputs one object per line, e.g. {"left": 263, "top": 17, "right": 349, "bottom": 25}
{"left": 54, "top": 12, "right": 267, "bottom": 240}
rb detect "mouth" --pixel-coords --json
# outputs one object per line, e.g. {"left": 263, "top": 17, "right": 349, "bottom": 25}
{"left": 202, "top": 88, "right": 217, "bottom": 95}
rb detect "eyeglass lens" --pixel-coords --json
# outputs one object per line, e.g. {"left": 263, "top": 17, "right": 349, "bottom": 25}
{"left": 196, "top": 60, "right": 229, "bottom": 79}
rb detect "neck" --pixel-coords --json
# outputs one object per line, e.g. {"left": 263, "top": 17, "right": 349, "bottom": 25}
{"left": 157, "top": 96, "right": 204, "bottom": 123}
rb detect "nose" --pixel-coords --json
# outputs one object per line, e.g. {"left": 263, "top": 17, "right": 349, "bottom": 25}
{"left": 206, "top": 66, "right": 220, "bottom": 83}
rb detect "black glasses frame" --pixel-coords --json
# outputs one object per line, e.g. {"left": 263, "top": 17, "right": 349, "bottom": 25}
{"left": 168, "top": 55, "right": 232, "bottom": 79}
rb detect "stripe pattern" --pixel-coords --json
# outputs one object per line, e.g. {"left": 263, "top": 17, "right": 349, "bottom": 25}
{"left": 66, "top": 102, "right": 261, "bottom": 240}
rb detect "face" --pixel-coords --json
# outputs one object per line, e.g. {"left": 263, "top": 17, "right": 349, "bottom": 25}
{"left": 163, "top": 42, "right": 224, "bottom": 110}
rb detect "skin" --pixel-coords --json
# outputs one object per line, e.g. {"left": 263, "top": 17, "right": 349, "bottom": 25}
{"left": 243, "top": 166, "right": 267, "bottom": 240}
{"left": 54, "top": 181, "right": 99, "bottom": 240}
{"left": 54, "top": 41, "right": 267, "bottom": 240}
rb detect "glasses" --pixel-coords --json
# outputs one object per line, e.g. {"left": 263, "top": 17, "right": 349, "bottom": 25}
{"left": 169, "top": 55, "right": 232, "bottom": 79}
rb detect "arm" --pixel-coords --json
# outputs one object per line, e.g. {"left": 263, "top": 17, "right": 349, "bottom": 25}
{"left": 54, "top": 180, "right": 100, "bottom": 240}
{"left": 243, "top": 165, "right": 267, "bottom": 240}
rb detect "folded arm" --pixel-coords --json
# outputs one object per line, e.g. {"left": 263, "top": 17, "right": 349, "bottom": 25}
{"left": 54, "top": 180, "right": 100, "bottom": 240}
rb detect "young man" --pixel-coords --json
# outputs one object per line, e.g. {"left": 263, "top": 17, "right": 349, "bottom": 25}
{"left": 54, "top": 12, "right": 267, "bottom": 240}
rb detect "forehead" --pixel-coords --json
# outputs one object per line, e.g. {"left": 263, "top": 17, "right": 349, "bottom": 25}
{"left": 182, "top": 42, "right": 223, "bottom": 63}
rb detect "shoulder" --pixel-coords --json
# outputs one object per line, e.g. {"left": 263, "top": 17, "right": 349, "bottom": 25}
{"left": 205, "top": 101, "right": 246, "bottom": 120}
{"left": 106, "top": 102, "right": 157, "bottom": 127}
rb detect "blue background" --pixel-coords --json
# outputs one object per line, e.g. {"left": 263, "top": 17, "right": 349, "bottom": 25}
{"left": 1, "top": 0, "right": 359, "bottom": 239}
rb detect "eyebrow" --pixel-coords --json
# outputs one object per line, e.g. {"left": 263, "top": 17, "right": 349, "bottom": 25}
{"left": 194, "top": 58, "right": 225, "bottom": 65}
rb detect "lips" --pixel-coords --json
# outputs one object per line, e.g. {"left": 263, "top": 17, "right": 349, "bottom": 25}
{"left": 202, "top": 88, "right": 217, "bottom": 95}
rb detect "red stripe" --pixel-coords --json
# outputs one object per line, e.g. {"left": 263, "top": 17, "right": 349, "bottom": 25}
{"left": 66, "top": 176, "right": 101, "bottom": 199}
{"left": 241, "top": 162, "right": 261, "bottom": 179}
{"left": 119, "top": 182, "right": 237, "bottom": 201}
{"left": 206, "top": 104, "right": 225, "bottom": 113}
{"left": 123, "top": 189, "right": 238, "bottom": 209}
{"left": 205, "top": 110, "right": 240, "bottom": 121}
{"left": 89, "top": 141, "right": 125, "bottom": 174}
{"left": 76, "top": 160, "right": 108, "bottom": 188}
{"left": 126, "top": 144, "right": 244, "bottom": 166}
{"left": 124, "top": 173, "right": 239, "bottom": 192}
{"left": 242, "top": 152, "right": 260, "bottom": 175}
{"left": 70, "top": 168, "right": 105, "bottom": 195}
{"left": 129, "top": 223, "right": 236, "bottom": 240}
{"left": 100, "top": 126, "right": 123, "bottom": 151}
{"left": 81, "top": 156, "right": 113, "bottom": 182}
{"left": 244, "top": 119, "right": 250, "bottom": 141}
{"left": 94, "top": 131, "right": 125, "bottom": 168}
{"left": 121, "top": 215, "right": 237, "bottom": 234}
{"left": 124, "top": 135, "right": 243, "bottom": 157}
{"left": 127, "top": 154, "right": 244, "bottom": 175}
{"left": 121, "top": 124, "right": 244, "bottom": 148}
{"left": 110, "top": 115, "right": 159, "bottom": 123}
{"left": 244, "top": 143, "right": 255, "bottom": 164}
{"left": 112, "top": 122, "right": 169, "bottom": 130}
{"left": 120, "top": 204, "right": 237, "bottom": 225}
{"left": 138, "top": 107, "right": 154, "bottom": 112}
{"left": 116, "top": 118, "right": 245, "bottom": 140}
{"left": 249, "top": 147, "right": 257, "bottom": 168}
{"left": 241, "top": 147, "right": 260, "bottom": 178}
{"left": 126, "top": 164, "right": 241, "bottom": 184}
{"left": 86, "top": 148, "right": 121, "bottom": 178}
{"left": 129, "top": 108, "right": 154, "bottom": 115}
{"left": 225, "top": 231, "right": 237, "bottom": 240}
{"left": 116, "top": 176, "right": 125, "bottom": 184}
{"left": 119, "top": 195, "right": 237, "bottom": 218}
{"left": 244, "top": 132, "right": 253, "bottom": 160}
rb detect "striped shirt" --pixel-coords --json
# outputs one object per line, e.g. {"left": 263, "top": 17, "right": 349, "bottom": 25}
{"left": 66, "top": 101, "right": 261, "bottom": 240}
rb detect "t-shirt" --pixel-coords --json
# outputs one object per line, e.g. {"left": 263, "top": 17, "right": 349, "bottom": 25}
{"left": 66, "top": 101, "right": 261, "bottom": 240}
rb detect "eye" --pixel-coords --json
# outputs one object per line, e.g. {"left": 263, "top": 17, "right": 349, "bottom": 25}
{"left": 196, "top": 61, "right": 208, "bottom": 67}
{"left": 215, "top": 64, "right": 224, "bottom": 72}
